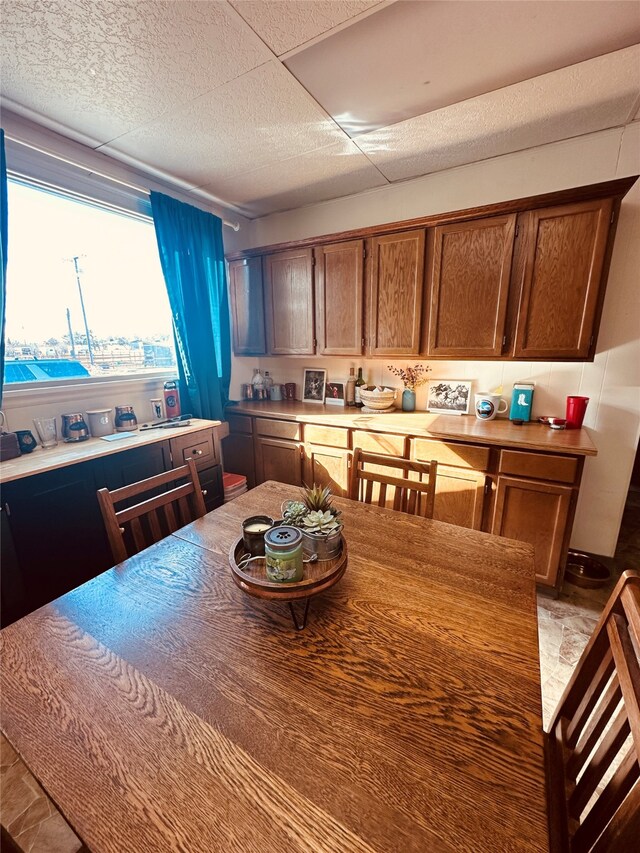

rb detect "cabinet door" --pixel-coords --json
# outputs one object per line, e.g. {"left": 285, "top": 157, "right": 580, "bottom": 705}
{"left": 228, "top": 257, "right": 266, "bottom": 355}
{"left": 2, "top": 462, "right": 112, "bottom": 612}
{"left": 1, "top": 504, "right": 27, "bottom": 626}
{"left": 492, "top": 476, "right": 573, "bottom": 586}
{"left": 199, "top": 465, "right": 224, "bottom": 512}
{"left": 315, "top": 240, "right": 364, "bottom": 355}
{"left": 512, "top": 198, "right": 613, "bottom": 359}
{"left": 222, "top": 433, "right": 256, "bottom": 489}
{"left": 254, "top": 437, "right": 303, "bottom": 487}
{"left": 369, "top": 229, "right": 425, "bottom": 355}
{"left": 99, "top": 442, "right": 170, "bottom": 492}
{"left": 433, "top": 467, "right": 486, "bottom": 530}
{"left": 427, "top": 215, "right": 516, "bottom": 357}
{"left": 264, "top": 248, "right": 315, "bottom": 354}
{"left": 304, "top": 445, "right": 350, "bottom": 497}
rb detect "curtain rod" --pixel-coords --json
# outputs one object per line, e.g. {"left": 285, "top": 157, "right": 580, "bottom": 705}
{"left": 5, "top": 134, "right": 241, "bottom": 231}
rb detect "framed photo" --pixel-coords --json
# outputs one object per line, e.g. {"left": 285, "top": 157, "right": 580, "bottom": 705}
{"left": 427, "top": 380, "right": 472, "bottom": 415}
{"left": 303, "top": 368, "right": 327, "bottom": 404}
{"left": 325, "top": 380, "right": 347, "bottom": 406}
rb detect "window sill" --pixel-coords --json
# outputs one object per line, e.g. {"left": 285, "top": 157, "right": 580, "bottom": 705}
{"left": 2, "top": 371, "right": 173, "bottom": 408}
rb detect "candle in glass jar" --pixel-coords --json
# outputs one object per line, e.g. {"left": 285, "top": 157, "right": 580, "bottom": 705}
{"left": 242, "top": 515, "right": 274, "bottom": 557}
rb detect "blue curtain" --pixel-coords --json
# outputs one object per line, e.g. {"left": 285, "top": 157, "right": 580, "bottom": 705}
{"left": 150, "top": 192, "right": 231, "bottom": 421}
{"left": 0, "top": 129, "right": 7, "bottom": 406}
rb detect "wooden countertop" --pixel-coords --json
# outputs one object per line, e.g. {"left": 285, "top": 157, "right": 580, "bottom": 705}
{"left": 0, "top": 419, "right": 227, "bottom": 484}
{"left": 228, "top": 401, "right": 598, "bottom": 456}
{"left": 1, "top": 481, "right": 549, "bottom": 852}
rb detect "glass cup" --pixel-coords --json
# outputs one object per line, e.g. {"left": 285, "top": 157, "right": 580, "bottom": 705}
{"left": 33, "top": 417, "right": 58, "bottom": 448}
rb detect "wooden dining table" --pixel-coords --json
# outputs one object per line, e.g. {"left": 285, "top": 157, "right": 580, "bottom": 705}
{"left": 1, "top": 480, "right": 550, "bottom": 852}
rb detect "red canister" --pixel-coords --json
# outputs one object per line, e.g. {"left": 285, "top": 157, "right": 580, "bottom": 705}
{"left": 163, "top": 380, "right": 181, "bottom": 418}
{"left": 565, "top": 396, "right": 589, "bottom": 429}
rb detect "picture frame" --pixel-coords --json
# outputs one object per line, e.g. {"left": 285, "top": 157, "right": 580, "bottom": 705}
{"left": 302, "top": 368, "right": 327, "bottom": 404}
{"left": 325, "top": 380, "right": 347, "bottom": 406}
{"left": 427, "top": 380, "right": 472, "bottom": 415}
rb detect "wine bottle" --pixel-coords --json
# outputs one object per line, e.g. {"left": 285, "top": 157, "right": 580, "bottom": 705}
{"left": 346, "top": 368, "right": 356, "bottom": 407}
{"left": 355, "top": 367, "right": 366, "bottom": 407}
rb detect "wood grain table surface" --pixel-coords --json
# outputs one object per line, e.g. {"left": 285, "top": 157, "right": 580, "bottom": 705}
{"left": 0, "top": 481, "right": 549, "bottom": 853}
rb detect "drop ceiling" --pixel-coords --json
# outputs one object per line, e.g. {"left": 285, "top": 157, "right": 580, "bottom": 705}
{"left": 1, "top": 0, "right": 639, "bottom": 219}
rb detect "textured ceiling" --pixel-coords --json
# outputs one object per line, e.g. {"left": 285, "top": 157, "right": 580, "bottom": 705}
{"left": 1, "top": 0, "right": 639, "bottom": 219}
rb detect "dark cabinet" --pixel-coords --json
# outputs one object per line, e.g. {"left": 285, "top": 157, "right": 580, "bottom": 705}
{"left": 228, "top": 257, "right": 267, "bottom": 355}
{"left": 315, "top": 240, "right": 364, "bottom": 355}
{"left": 511, "top": 198, "right": 613, "bottom": 359}
{"left": 426, "top": 215, "right": 516, "bottom": 357}
{"left": 264, "top": 248, "right": 315, "bottom": 354}
{"left": 368, "top": 229, "right": 426, "bottom": 355}
{"left": 1, "top": 460, "right": 112, "bottom": 618}
{"left": 1, "top": 427, "right": 223, "bottom": 625}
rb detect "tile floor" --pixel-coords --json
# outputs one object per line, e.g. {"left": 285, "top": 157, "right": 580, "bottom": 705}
{"left": 537, "top": 484, "right": 640, "bottom": 729}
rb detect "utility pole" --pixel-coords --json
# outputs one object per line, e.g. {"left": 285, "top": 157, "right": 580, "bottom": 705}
{"left": 68, "top": 255, "right": 94, "bottom": 366}
{"left": 66, "top": 308, "right": 76, "bottom": 358}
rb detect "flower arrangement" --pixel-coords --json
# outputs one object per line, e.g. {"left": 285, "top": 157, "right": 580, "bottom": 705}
{"left": 387, "top": 363, "right": 431, "bottom": 391}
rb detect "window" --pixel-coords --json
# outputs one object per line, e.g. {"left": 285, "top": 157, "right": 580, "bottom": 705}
{"left": 4, "top": 179, "right": 176, "bottom": 384}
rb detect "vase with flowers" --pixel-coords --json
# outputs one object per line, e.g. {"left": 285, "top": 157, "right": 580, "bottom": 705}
{"left": 387, "top": 364, "right": 431, "bottom": 412}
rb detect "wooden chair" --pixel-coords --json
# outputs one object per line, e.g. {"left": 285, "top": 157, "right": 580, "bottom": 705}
{"left": 546, "top": 569, "right": 640, "bottom": 853}
{"left": 348, "top": 448, "right": 438, "bottom": 518}
{"left": 97, "top": 457, "right": 207, "bottom": 564}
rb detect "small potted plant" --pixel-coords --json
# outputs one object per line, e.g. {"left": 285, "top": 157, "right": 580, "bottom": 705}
{"left": 387, "top": 363, "right": 431, "bottom": 412}
{"left": 282, "top": 483, "right": 343, "bottom": 560}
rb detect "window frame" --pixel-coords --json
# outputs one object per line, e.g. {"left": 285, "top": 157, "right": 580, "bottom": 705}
{"left": 2, "top": 172, "right": 177, "bottom": 399}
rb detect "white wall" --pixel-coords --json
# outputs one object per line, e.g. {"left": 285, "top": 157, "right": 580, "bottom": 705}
{"left": 231, "top": 124, "right": 640, "bottom": 558}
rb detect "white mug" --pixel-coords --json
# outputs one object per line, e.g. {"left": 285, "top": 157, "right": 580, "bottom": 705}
{"left": 475, "top": 393, "right": 508, "bottom": 421}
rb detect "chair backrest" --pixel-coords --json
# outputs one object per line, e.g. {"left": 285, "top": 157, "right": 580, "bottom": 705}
{"left": 348, "top": 448, "right": 438, "bottom": 519}
{"left": 97, "top": 457, "right": 207, "bottom": 564}
{"left": 546, "top": 569, "right": 640, "bottom": 853}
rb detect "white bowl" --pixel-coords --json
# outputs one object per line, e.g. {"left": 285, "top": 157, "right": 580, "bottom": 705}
{"left": 359, "top": 388, "right": 397, "bottom": 410}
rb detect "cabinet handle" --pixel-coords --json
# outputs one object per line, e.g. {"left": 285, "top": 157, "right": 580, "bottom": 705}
{"left": 192, "top": 449, "right": 203, "bottom": 456}
{"left": 202, "top": 489, "right": 208, "bottom": 497}
{"left": 2, "top": 502, "right": 9, "bottom": 516}
{"left": 484, "top": 480, "right": 491, "bottom": 496}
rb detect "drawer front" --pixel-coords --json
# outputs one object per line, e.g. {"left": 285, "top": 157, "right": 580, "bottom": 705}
{"left": 170, "top": 430, "right": 217, "bottom": 471}
{"left": 498, "top": 450, "right": 578, "bottom": 484}
{"left": 255, "top": 418, "right": 301, "bottom": 441}
{"left": 228, "top": 414, "right": 253, "bottom": 435}
{"left": 411, "top": 438, "right": 490, "bottom": 471}
{"left": 304, "top": 424, "right": 351, "bottom": 449}
{"left": 353, "top": 430, "right": 406, "bottom": 457}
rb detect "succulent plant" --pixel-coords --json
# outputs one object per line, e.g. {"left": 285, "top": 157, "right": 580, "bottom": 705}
{"left": 302, "top": 483, "right": 334, "bottom": 513}
{"left": 301, "top": 510, "right": 342, "bottom": 536}
{"left": 282, "top": 500, "right": 309, "bottom": 526}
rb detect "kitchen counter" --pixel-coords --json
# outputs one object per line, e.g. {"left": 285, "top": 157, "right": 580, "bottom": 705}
{"left": 228, "top": 401, "right": 598, "bottom": 457}
{"left": 0, "top": 418, "right": 228, "bottom": 484}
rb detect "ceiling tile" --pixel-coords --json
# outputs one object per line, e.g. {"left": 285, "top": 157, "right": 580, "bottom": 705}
{"left": 356, "top": 46, "right": 640, "bottom": 181}
{"left": 230, "top": 0, "right": 382, "bottom": 56}
{"left": 0, "top": 0, "right": 273, "bottom": 144}
{"left": 286, "top": 0, "right": 640, "bottom": 136}
{"left": 205, "top": 139, "right": 388, "bottom": 216}
{"left": 102, "top": 61, "right": 348, "bottom": 187}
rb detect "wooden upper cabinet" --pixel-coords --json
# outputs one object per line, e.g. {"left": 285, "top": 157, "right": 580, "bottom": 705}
{"left": 228, "top": 257, "right": 266, "bottom": 355}
{"left": 512, "top": 198, "right": 613, "bottom": 359}
{"left": 264, "top": 248, "right": 315, "bottom": 354}
{"left": 315, "top": 240, "right": 364, "bottom": 356}
{"left": 426, "top": 215, "right": 516, "bottom": 357}
{"left": 368, "top": 230, "right": 426, "bottom": 356}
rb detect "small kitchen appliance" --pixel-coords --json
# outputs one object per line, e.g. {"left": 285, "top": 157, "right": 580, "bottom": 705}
{"left": 86, "top": 408, "right": 114, "bottom": 437}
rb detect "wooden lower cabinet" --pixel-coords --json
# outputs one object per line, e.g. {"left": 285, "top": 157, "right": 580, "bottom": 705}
{"left": 254, "top": 436, "right": 303, "bottom": 487}
{"left": 491, "top": 475, "right": 573, "bottom": 586}
{"left": 304, "top": 445, "right": 351, "bottom": 497}
{"left": 433, "top": 467, "right": 486, "bottom": 530}
{"left": 222, "top": 432, "right": 256, "bottom": 489}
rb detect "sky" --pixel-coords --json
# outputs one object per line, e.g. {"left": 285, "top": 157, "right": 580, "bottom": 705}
{"left": 5, "top": 181, "right": 175, "bottom": 345}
